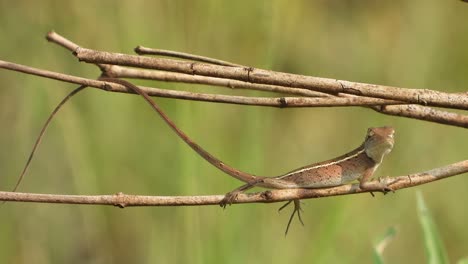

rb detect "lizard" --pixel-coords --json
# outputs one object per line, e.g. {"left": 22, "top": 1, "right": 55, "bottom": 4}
{"left": 98, "top": 78, "right": 396, "bottom": 234}
{"left": 12, "top": 77, "right": 395, "bottom": 234}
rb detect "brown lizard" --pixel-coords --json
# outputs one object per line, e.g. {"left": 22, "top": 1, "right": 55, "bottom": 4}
{"left": 99, "top": 78, "right": 396, "bottom": 234}
{"left": 13, "top": 77, "right": 395, "bottom": 234}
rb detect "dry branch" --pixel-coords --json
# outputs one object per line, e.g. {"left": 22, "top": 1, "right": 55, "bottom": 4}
{"left": 2, "top": 58, "right": 467, "bottom": 127}
{"left": 43, "top": 31, "right": 468, "bottom": 128}
{"left": 1, "top": 160, "right": 467, "bottom": 205}
{"left": 134, "top": 45, "right": 243, "bottom": 67}
{"left": 74, "top": 47, "right": 468, "bottom": 110}
{"left": 371, "top": 104, "right": 468, "bottom": 128}
{"left": 103, "top": 65, "right": 331, "bottom": 97}
{"left": 0, "top": 31, "right": 468, "bottom": 207}
{"left": 0, "top": 60, "right": 408, "bottom": 108}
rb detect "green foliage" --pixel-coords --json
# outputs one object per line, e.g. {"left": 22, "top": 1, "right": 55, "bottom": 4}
{"left": 373, "top": 193, "right": 467, "bottom": 264}
{"left": 417, "top": 191, "right": 449, "bottom": 264}
{"left": 372, "top": 227, "right": 397, "bottom": 264}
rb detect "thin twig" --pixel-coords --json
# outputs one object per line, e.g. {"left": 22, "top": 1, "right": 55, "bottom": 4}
{"left": 73, "top": 47, "right": 468, "bottom": 110}
{"left": 135, "top": 46, "right": 243, "bottom": 67}
{"left": 371, "top": 104, "right": 468, "bottom": 128}
{"left": 1, "top": 160, "right": 466, "bottom": 205}
{"left": 102, "top": 65, "right": 332, "bottom": 97}
{"left": 0, "top": 59, "right": 409, "bottom": 108}
{"left": 44, "top": 31, "right": 468, "bottom": 128}
{"left": 46, "top": 31, "right": 80, "bottom": 52}
{"left": 1, "top": 32, "right": 468, "bottom": 208}
{"left": 47, "top": 30, "right": 330, "bottom": 97}
{"left": 2, "top": 59, "right": 467, "bottom": 127}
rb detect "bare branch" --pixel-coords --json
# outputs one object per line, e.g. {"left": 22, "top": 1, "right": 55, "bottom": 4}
{"left": 1, "top": 32, "right": 467, "bottom": 208}
{"left": 372, "top": 104, "right": 468, "bottom": 128}
{"left": 103, "top": 65, "right": 332, "bottom": 97}
{"left": 42, "top": 31, "right": 468, "bottom": 128}
{"left": 0, "top": 59, "right": 407, "bottom": 108}
{"left": 46, "top": 31, "right": 80, "bottom": 52}
{"left": 134, "top": 46, "right": 243, "bottom": 67}
{"left": 46, "top": 31, "right": 331, "bottom": 97}
{"left": 74, "top": 47, "right": 468, "bottom": 110}
{"left": 2, "top": 59, "right": 467, "bottom": 127}
{"left": 1, "top": 160, "right": 466, "bottom": 205}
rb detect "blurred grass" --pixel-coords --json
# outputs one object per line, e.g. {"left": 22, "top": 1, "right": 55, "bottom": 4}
{"left": 0, "top": 1, "right": 467, "bottom": 263}
{"left": 417, "top": 191, "right": 449, "bottom": 264}
{"left": 372, "top": 226, "right": 397, "bottom": 264}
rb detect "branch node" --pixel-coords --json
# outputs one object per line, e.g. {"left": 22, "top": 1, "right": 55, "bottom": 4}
{"left": 417, "top": 94, "right": 428, "bottom": 106}
{"left": 73, "top": 47, "right": 82, "bottom": 60}
{"left": 261, "top": 190, "right": 274, "bottom": 201}
{"left": 245, "top": 67, "right": 254, "bottom": 83}
{"left": 278, "top": 97, "right": 288, "bottom": 107}
{"left": 101, "top": 81, "right": 113, "bottom": 91}
{"left": 114, "top": 192, "right": 127, "bottom": 208}
{"left": 134, "top": 45, "right": 143, "bottom": 55}
{"left": 98, "top": 64, "right": 116, "bottom": 77}
{"left": 189, "top": 62, "right": 196, "bottom": 75}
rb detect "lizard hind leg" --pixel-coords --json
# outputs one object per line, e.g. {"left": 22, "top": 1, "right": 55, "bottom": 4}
{"left": 219, "top": 178, "right": 265, "bottom": 208}
{"left": 279, "top": 199, "right": 304, "bottom": 235}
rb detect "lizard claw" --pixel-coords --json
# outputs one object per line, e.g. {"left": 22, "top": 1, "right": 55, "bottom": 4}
{"left": 360, "top": 180, "right": 395, "bottom": 195}
{"left": 219, "top": 191, "right": 240, "bottom": 209}
{"left": 379, "top": 177, "right": 395, "bottom": 194}
{"left": 382, "top": 185, "right": 394, "bottom": 194}
{"left": 219, "top": 181, "right": 263, "bottom": 208}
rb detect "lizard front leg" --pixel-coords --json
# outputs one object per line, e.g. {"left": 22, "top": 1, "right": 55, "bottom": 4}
{"left": 359, "top": 167, "right": 393, "bottom": 193}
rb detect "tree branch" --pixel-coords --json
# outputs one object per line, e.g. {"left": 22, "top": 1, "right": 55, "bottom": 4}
{"left": 1, "top": 32, "right": 467, "bottom": 208}
{"left": 1, "top": 160, "right": 466, "bottom": 206}
{"left": 0, "top": 59, "right": 411, "bottom": 108}
{"left": 134, "top": 45, "right": 243, "bottom": 67}
{"left": 73, "top": 47, "right": 468, "bottom": 110}
{"left": 2, "top": 58, "right": 467, "bottom": 127}
{"left": 371, "top": 104, "right": 468, "bottom": 128}
{"left": 42, "top": 31, "right": 468, "bottom": 128}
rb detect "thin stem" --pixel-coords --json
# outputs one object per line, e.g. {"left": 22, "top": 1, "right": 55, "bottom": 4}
{"left": 102, "top": 65, "right": 332, "bottom": 97}
{"left": 74, "top": 47, "right": 468, "bottom": 110}
{"left": 135, "top": 46, "right": 243, "bottom": 67}
{"left": 1, "top": 160, "right": 466, "bottom": 205}
{"left": 42, "top": 31, "right": 468, "bottom": 128}
{"left": 0, "top": 59, "right": 406, "bottom": 107}
{"left": 1, "top": 59, "right": 467, "bottom": 127}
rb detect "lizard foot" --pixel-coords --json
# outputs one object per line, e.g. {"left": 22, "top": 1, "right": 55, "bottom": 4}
{"left": 219, "top": 180, "right": 264, "bottom": 208}
{"left": 278, "top": 199, "right": 304, "bottom": 235}
{"left": 219, "top": 191, "right": 241, "bottom": 209}
{"left": 378, "top": 178, "right": 396, "bottom": 194}
{"left": 361, "top": 182, "right": 394, "bottom": 195}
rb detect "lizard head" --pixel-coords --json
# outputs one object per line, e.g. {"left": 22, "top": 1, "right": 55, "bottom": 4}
{"left": 364, "top": 126, "right": 395, "bottom": 164}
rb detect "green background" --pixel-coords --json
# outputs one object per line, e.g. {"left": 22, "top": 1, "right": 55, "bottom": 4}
{"left": 0, "top": 1, "right": 467, "bottom": 263}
